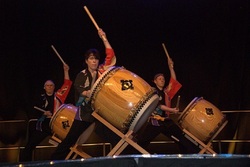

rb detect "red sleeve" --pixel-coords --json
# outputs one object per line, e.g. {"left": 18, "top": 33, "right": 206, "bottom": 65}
{"left": 99, "top": 48, "right": 116, "bottom": 73}
{"left": 104, "top": 48, "right": 115, "bottom": 66}
{"left": 55, "top": 79, "right": 72, "bottom": 103}
{"left": 165, "top": 77, "right": 182, "bottom": 100}
{"left": 164, "top": 77, "right": 182, "bottom": 109}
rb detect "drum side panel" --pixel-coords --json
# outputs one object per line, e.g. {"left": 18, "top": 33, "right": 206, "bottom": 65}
{"left": 92, "top": 68, "right": 153, "bottom": 132}
{"left": 94, "top": 93, "right": 128, "bottom": 130}
{"left": 50, "top": 104, "right": 77, "bottom": 140}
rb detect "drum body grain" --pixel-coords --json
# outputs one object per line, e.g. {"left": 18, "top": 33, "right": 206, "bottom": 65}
{"left": 50, "top": 104, "right": 78, "bottom": 141}
{"left": 178, "top": 97, "right": 226, "bottom": 143}
{"left": 90, "top": 66, "right": 159, "bottom": 133}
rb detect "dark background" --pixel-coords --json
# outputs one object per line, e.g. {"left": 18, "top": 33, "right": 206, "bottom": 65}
{"left": 1, "top": 0, "right": 249, "bottom": 153}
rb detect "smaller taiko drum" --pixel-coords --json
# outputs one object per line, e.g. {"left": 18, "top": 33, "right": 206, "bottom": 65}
{"left": 50, "top": 104, "right": 78, "bottom": 141}
{"left": 178, "top": 97, "right": 227, "bottom": 143}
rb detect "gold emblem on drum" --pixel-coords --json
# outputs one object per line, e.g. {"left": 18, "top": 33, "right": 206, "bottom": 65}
{"left": 205, "top": 108, "right": 214, "bottom": 115}
{"left": 121, "top": 80, "right": 134, "bottom": 90}
{"left": 62, "top": 120, "right": 70, "bottom": 129}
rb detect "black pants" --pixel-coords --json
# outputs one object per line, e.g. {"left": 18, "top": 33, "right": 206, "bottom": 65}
{"left": 94, "top": 120, "right": 120, "bottom": 147}
{"left": 19, "top": 118, "right": 52, "bottom": 162}
{"left": 136, "top": 119, "right": 200, "bottom": 154}
{"left": 51, "top": 119, "right": 91, "bottom": 160}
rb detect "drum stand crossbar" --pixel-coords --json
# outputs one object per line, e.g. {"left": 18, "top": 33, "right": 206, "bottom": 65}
{"left": 92, "top": 111, "right": 149, "bottom": 156}
{"left": 183, "top": 120, "right": 228, "bottom": 154}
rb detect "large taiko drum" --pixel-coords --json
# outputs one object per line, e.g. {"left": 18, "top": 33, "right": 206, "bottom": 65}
{"left": 50, "top": 104, "right": 78, "bottom": 141}
{"left": 178, "top": 97, "right": 227, "bottom": 143}
{"left": 90, "top": 66, "right": 159, "bottom": 133}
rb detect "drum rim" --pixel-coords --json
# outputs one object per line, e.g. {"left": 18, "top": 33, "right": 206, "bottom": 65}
{"left": 129, "top": 93, "right": 159, "bottom": 133}
{"left": 119, "top": 88, "right": 158, "bottom": 133}
{"left": 178, "top": 97, "right": 201, "bottom": 123}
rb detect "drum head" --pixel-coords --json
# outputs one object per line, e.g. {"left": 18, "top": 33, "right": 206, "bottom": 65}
{"left": 129, "top": 94, "right": 159, "bottom": 133}
{"left": 178, "top": 97, "right": 200, "bottom": 124}
{"left": 49, "top": 104, "right": 67, "bottom": 127}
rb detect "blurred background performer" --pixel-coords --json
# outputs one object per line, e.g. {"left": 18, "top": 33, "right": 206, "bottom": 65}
{"left": 19, "top": 64, "right": 72, "bottom": 162}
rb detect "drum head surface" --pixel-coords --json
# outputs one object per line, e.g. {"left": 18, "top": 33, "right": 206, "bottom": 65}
{"left": 178, "top": 97, "right": 200, "bottom": 123}
{"left": 129, "top": 94, "right": 159, "bottom": 133}
{"left": 49, "top": 104, "right": 67, "bottom": 127}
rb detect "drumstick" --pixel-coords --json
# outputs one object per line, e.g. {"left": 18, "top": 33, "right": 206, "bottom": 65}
{"left": 176, "top": 95, "right": 181, "bottom": 110}
{"left": 83, "top": 6, "right": 107, "bottom": 41}
{"left": 162, "top": 43, "right": 171, "bottom": 60}
{"left": 162, "top": 43, "right": 174, "bottom": 68}
{"left": 51, "top": 45, "right": 67, "bottom": 65}
{"left": 34, "top": 106, "right": 46, "bottom": 113}
{"left": 84, "top": 6, "right": 100, "bottom": 30}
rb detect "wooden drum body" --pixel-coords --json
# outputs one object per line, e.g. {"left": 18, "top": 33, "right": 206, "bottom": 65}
{"left": 90, "top": 66, "right": 159, "bottom": 133}
{"left": 50, "top": 104, "right": 78, "bottom": 141}
{"left": 178, "top": 97, "right": 227, "bottom": 143}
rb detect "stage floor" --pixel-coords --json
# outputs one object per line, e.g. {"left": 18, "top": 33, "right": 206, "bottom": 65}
{"left": 1, "top": 154, "right": 250, "bottom": 167}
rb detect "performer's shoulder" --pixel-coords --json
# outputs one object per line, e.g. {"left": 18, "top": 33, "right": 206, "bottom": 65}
{"left": 79, "top": 69, "right": 87, "bottom": 75}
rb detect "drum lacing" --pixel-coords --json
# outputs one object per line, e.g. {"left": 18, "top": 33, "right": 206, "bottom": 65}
{"left": 121, "top": 88, "right": 157, "bottom": 133}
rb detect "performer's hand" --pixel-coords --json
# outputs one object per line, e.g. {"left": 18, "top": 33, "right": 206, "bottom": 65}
{"left": 153, "top": 115, "right": 165, "bottom": 121}
{"left": 63, "top": 64, "right": 70, "bottom": 71}
{"left": 168, "top": 58, "right": 174, "bottom": 68}
{"left": 82, "top": 90, "right": 91, "bottom": 98}
{"left": 98, "top": 28, "right": 107, "bottom": 41}
{"left": 44, "top": 111, "right": 52, "bottom": 117}
{"left": 171, "top": 108, "right": 179, "bottom": 114}
{"left": 86, "top": 90, "right": 91, "bottom": 98}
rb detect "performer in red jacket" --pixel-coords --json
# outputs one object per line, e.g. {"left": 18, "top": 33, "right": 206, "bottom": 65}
{"left": 19, "top": 64, "right": 72, "bottom": 162}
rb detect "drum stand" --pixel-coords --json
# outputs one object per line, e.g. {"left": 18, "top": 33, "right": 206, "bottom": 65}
{"left": 182, "top": 120, "right": 228, "bottom": 154}
{"left": 92, "top": 111, "right": 149, "bottom": 156}
{"left": 65, "top": 122, "right": 96, "bottom": 160}
{"left": 50, "top": 134, "right": 61, "bottom": 145}
{"left": 49, "top": 124, "right": 96, "bottom": 160}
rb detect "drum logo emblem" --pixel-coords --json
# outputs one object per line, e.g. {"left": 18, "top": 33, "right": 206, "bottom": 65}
{"left": 62, "top": 120, "right": 70, "bottom": 129}
{"left": 205, "top": 108, "right": 214, "bottom": 115}
{"left": 121, "top": 80, "right": 134, "bottom": 90}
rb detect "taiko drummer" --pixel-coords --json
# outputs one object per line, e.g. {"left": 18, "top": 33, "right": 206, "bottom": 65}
{"left": 19, "top": 64, "right": 72, "bottom": 162}
{"left": 51, "top": 28, "right": 116, "bottom": 160}
{"left": 135, "top": 48, "right": 200, "bottom": 154}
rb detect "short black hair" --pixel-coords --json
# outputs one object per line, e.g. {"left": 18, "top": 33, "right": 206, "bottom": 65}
{"left": 84, "top": 48, "right": 100, "bottom": 60}
{"left": 153, "top": 73, "right": 164, "bottom": 80}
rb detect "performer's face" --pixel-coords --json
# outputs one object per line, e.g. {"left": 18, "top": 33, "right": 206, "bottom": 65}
{"left": 86, "top": 54, "right": 99, "bottom": 71}
{"left": 44, "top": 80, "right": 55, "bottom": 95}
{"left": 154, "top": 75, "right": 165, "bottom": 88}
